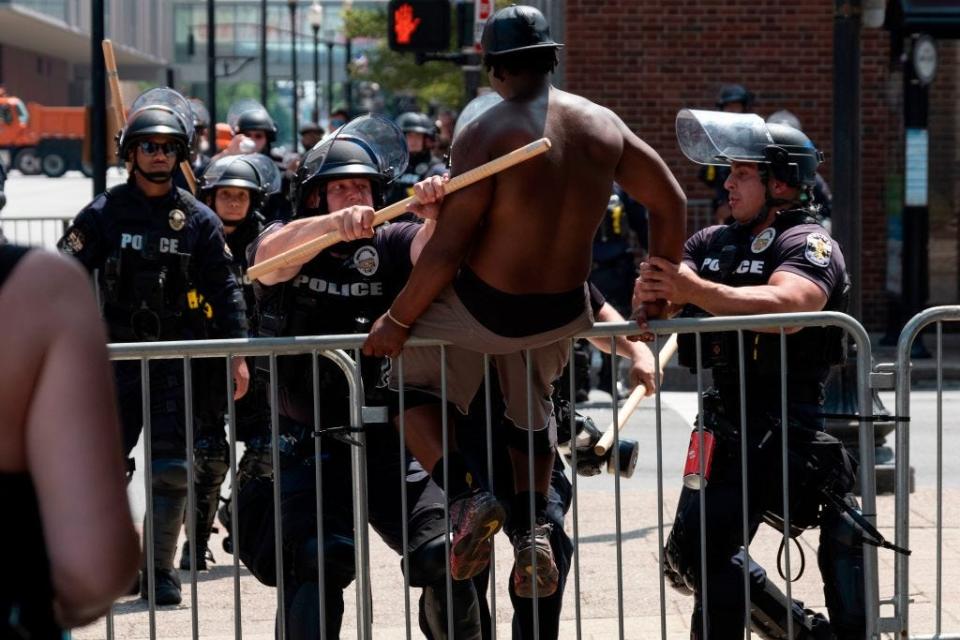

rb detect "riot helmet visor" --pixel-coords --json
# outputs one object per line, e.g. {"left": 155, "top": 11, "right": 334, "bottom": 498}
{"left": 128, "top": 88, "right": 196, "bottom": 142}
{"left": 676, "top": 109, "right": 772, "bottom": 167}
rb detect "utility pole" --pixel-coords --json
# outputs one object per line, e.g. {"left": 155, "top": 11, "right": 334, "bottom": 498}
{"left": 207, "top": 0, "right": 217, "bottom": 153}
{"left": 91, "top": 0, "right": 106, "bottom": 196}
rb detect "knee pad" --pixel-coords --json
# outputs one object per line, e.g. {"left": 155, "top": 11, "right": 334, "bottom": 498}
{"left": 407, "top": 535, "right": 448, "bottom": 588}
{"left": 292, "top": 534, "right": 355, "bottom": 588}
{"left": 152, "top": 458, "right": 189, "bottom": 494}
{"left": 194, "top": 437, "right": 229, "bottom": 483}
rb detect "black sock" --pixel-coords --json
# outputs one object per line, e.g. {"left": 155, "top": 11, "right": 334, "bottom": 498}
{"left": 510, "top": 491, "right": 549, "bottom": 531}
{"left": 430, "top": 452, "right": 477, "bottom": 499}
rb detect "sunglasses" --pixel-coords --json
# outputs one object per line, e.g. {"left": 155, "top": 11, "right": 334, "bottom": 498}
{"left": 137, "top": 140, "right": 179, "bottom": 156}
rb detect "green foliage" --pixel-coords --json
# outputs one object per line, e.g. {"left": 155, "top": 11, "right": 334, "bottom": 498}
{"left": 343, "top": 6, "right": 469, "bottom": 111}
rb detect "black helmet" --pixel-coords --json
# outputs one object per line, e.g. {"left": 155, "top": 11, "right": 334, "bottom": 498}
{"left": 716, "top": 84, "right": 754, "bottom": 109}
{"left": 201, "top": 156, "right": 261, "bottom": 193}
{"left": 189, "top": 98, "right": 211, "bottom": 130}
{"left": 762, "top": 123, "right": 823, "bottom": 189}
{"left": 229, "top": 100, "right": 278, "bottom": 142}
{"left": 481, "top": 5, "right": 563, "bottom": 56}
{"left": 294, "top": 136, "right": 385, "bottom": 215}
{"left": 396, "top": 112, "right": 436, "bottom": 137}
{"left": 676, "top": 109, "right": 823, "bottom": 191}
{"left": 118, "top": 106, "right": 191, "bottom": 162}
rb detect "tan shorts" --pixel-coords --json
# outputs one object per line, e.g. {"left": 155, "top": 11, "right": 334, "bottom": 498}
{"left": 388, "top": 284, "right": 594, "bottom": 441}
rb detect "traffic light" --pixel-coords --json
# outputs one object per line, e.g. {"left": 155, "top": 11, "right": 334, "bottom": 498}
{"left": 387, "top": 0, "right": 451, "bottom": 53}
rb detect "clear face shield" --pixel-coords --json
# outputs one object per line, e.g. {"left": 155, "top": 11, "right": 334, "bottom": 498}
{"left": 675, "top": 109, "right": 772, "bottom": 167}
{"left": 452, "top": 93, "right": 503, "bottom": 153}
{"left": 128, "top": 88, "right": 196, "bottom": 143}
{"left": 303, "top": 114, "right": 408, "bottom": 185}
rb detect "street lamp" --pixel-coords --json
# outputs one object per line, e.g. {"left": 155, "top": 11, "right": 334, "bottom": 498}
{"left": 343, "top": 0, "right": 354, "bottom": 115}
{"left": 309, "top": 2, "right": 323, "bottom": 123}
{"left": 325, "top": 24, "right": 335, "bottom": 118}
{"left": 287, "top": 0, "right": 299, "bottom": 148}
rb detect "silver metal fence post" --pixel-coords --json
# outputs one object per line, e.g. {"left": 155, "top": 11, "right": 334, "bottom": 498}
{"left": 398, "top": 354, "right": 413, "bottom": 640}
{"left": 525, "top": 350, "right": 540, "bottom": 639}
{"left": 737, "top": 330, "right": 750, "bottom": 640}
{"left": 653, "top": 334, "right": 668, "bottom": 640}
{"left": 183, "top": 356, "right": 200, "bottom": 640}
{"left": 440, "top": 345, "right": 455, "bottom": 640}
{"left": 269, "top": 354, "right": 285, "bottom": 638}
{"left": 347, "top": 348, "right": 372, "bottom": 640}
{"left": 568, "top": 344, "right": 582, "bottom": 640}
{"left": 935, "top": 323, "right": 943, "bottom": 636}
{"left": 483, "top": 354, "right": 500, "bottom": 640}
{"left": 224, "top": 356, "right": 242, "bottom": 639}
{"left": 311, "top": 351, "right": 328, "bottom": 640}
{"left": 695, "top": 334, "right": 709, "bottom": 640}
{"left": 779, "top": 330, "right": 793, "bottom": 640}
{"left": 609, "top": 338, "right": 625, "bottom": 640}
{"left": 142, "top": 358, "right": 157, "bottom": 639}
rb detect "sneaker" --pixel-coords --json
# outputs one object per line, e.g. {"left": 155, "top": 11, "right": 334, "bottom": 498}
{"left": 449, "top": 490, "right": 505, "bottom": 580}
{"left": 511, "top": 521, "right": 559, "bottom": 598}
{"left": 179, "top": 540, "right": 214, "bottom": 571}
{"left": 140, "top": 567, "right": 182, "bottom": 606}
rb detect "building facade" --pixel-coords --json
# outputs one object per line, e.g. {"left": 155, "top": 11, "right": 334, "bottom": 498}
{"left": 563, "top": 0, "right": 960, "bottom": 331}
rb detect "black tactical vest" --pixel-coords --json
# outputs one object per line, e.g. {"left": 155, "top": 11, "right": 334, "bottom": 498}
{"left": 677, "top": 210, "right": 849, "bottom": 397}
{"left": 99, "top": 185, "right": 202, "bottom": 342}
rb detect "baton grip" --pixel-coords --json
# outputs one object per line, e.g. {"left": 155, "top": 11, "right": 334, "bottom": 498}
{"left": 247, "top": 137, "right": 552, "bottom": 282}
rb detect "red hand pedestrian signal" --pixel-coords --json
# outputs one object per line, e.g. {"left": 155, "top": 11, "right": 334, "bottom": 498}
{"left": 387, "top": 0, "right": 450, "bottom": 53}
{"left": 393, "top": 4, "right": 421, "bottom": 45}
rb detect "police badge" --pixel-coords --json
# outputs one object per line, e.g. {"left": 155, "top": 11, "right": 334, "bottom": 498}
{"left": 804, "top": 232, "right": 832, "bottom": 267}
{"left": 751, "top": 227, "right": 776, "bottom": 253}
{"left": 168, "top": 209, "right": 186, "bottom": 231}
{"left": 353, "top": 246, "right": 379, "bottom": 276}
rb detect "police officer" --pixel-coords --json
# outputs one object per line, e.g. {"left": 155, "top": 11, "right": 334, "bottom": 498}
{"left": 247, "top": 116, "right": 482, "bottom": 639}
{"left": 699, "top": 84, "right": 756, "bottom": 224}
{"left": 634, "top": 109, "right": 864, "bottom": 639}
{"left": 179, "top": 154, "right": 280, "bottom": 570}
{"left": 57, "top": 88, "right": 249, "bottom": 606}
{"left": 220, "top": 99, "right": 293, "bottom": 222}
{"left": 387, "top": 111, "right": 442, "bottom": 205}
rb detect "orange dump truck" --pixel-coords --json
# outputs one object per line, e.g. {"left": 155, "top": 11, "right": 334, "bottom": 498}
{"left": 0, "top": 88, "right": 90, "bottom": 177}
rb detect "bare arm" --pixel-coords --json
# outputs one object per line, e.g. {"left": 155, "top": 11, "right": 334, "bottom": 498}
{"left": 21, "top": 252, "right": 139, "bottom": 627}
{"left": 389, "top": 127, "right": 492, "bottom": 326}
{"left": 253, "top": 206, "right": 374, "bottom": 285}
{"left": 638, "top": 257, "right": 828, "bottom": 333}
{"left": 612, "top": 114, "right": 687, "bottom": 265}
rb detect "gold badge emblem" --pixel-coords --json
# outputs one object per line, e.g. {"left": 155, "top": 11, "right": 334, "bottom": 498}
{"left": 169, "top": 209, "right": 186, "bottom": 231}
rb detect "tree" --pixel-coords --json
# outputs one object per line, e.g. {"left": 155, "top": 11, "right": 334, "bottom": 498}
{"left": 344, "top": 6, "right": 466, "bottom": 111}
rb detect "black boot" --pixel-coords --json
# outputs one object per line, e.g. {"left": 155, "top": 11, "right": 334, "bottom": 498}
{"left": 181, "top": 438, "right": 228, "bottom": 571}
{"left": 142, "top": 459, "right": 188, "bottom": 606}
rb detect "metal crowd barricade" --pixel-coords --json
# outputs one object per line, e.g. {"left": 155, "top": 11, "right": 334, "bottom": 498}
{"left": 93, "top": 310, "right": 882, "bottom": 640}
{"left": 894, "top": 305, "right": 960, "bottom": 640}
{"left": 0, "top": 214, "right": 72, "bottom": 248}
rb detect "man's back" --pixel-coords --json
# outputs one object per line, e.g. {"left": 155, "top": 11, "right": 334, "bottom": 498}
{"left": 459, "top": 87, "right": 623, "bottom": 295}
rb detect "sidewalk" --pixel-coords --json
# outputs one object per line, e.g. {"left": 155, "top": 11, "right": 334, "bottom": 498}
{"left": 73, "top": 487, "right": 959, "bottom": 639}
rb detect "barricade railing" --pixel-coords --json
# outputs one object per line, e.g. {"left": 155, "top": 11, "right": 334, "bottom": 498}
{"left": 893, "top": 305, "right": 960, "bottom": 640}
{"left": 93, "top": 311, "right": 881, "bottom": 640}
{"left": 0, "top": 214, "right": 72, "bottom": 248}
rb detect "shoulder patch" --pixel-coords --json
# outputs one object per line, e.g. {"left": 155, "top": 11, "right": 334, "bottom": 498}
{"left": 353, "top": 245, "right": 379, "bottom": 276}
{"left": 61, "top": 228, "right": 85, "bottom": 255}
{"left": 804, "top": 232, "right": 832, "bottom": 267}
{"left": 751, "top": 227, "right": 776, "bottom": 253}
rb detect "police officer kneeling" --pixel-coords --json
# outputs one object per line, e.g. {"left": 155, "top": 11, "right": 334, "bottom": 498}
{"left": 57, "top": 88, "right": 249, "bottom": 607}
{"left": 634, "top": 110, "right": 865, "bottom": 639}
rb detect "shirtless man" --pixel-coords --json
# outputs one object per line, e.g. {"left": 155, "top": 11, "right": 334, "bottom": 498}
{"left": 363, "top": 4, "right": 686, "bottom": 597}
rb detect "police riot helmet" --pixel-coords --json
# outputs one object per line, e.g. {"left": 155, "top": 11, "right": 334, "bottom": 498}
{"left": 119, "top": 88, "right": 194, "bottom": 166}
{"left": 293, "top": 114, "right": 407, "bottom": 216}
{"left": 766, "top": 109, "right": 802, "bottom": 131}
{"left": 396, "top": 112, "right": 436, "bottom": 138}
{"left": 189, "top": 98, "right": 211, "bottom": 131}
{"left": 228, "top": 99, "right": 278, "bottom": 142}
{"left": 715, "top": 84, "right": 754, "bottom": 110}
{"left": 480, "top": 5, "right": 563, "bottom": 56}
{"left": 201, "top": 154, "right": 281, "bottom": 219}
{"left": 676, "top": 109, "right": 823, "bottom": 191}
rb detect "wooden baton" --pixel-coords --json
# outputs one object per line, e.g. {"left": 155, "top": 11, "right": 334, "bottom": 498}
{"left": 593, "top": 333, "right": 679, "bottom": 457}
{"left": 246, "top": 137, "right": 552, "bottom": 282}
{"left": 102, "top": 40, "right": 198, "bottom": 194}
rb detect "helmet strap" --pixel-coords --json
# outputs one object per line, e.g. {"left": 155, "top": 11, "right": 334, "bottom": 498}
{"left": 132, "top": 158, "right": 174, "bottom": 184}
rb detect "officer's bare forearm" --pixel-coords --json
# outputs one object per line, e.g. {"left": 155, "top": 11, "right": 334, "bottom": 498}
{"left": 254, "top": 216, "right": 340, "bottom": 285}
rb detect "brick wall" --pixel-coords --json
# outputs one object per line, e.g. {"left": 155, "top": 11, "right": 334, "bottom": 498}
{"left": 0, "top": 44, "right": 71, "bottom": 106}
{"left": 563, "top": 0, "right": 921, "bottom": 330}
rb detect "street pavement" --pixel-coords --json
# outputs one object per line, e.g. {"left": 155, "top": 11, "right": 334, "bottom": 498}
{"left": 4, "top": 175, "right": 958, "bottom": 637}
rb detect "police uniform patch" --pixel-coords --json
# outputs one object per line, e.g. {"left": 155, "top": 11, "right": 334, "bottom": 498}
{"left": 751, "top": 227, "right": 776, "bottom": 253}
{"left": 804, "top": 232, "right": 832, "bottom": 267}
{"left": 353, "top": 246, "right": 379, "bottom": 276}
{"left": 62, "top": 228, "right": 84, "bottom": 254}
{"left": 168, "top": 209, "right": 186, "bottom": 231}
